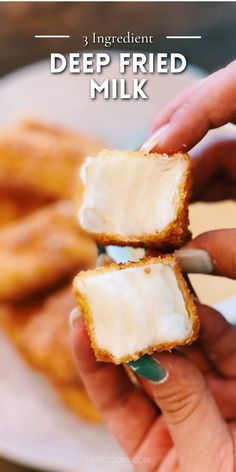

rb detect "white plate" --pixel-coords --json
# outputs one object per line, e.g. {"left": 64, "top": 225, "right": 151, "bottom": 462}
{"left": 0, "top": 54, "right": 235, "bottom": 471}
{"left": 0, "top": 333, "right": 129, "bottom": 472}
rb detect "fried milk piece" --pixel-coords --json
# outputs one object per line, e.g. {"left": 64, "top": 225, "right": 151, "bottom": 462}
{"left": 73, "top": 256, "right": 199, "bottom": 364}
{"left": 77, "top": 150, "right": 191, "bottom": 249}
{"left": 0, "top": 201, "right": 97, "bottom": 302}
{"left": 0, "top": 119, "right": 103, "bottom": 201}
{"left": 0, "top": 285, "right": 99, "bottom": 421}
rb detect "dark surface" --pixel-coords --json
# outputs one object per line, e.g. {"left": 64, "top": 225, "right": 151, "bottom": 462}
{"left": 0, "top": 2, "right": 235, "bottom": 471}
{"left": 0, "top": 2, "right": 235, "bottom": 79}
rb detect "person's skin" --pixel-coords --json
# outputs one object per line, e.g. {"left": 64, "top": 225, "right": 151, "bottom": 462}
{"left": 71, "top": 60, "right": 236, "bottom": 471}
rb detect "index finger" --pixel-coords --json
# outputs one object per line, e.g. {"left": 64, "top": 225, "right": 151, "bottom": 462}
{"left": 146, "top": 60, "right": 236, "bottom": 154}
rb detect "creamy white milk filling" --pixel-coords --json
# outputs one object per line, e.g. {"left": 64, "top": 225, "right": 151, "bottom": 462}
{"left": 79, "top": 153, "right": 186, "bottom": 236}
{"left": 76, "top": 262, "right": 191, "bottom": 360}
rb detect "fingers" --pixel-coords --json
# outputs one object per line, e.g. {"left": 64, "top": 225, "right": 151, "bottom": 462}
{"left": 186, "top": 229, "right": 236, "bottom": 279}
{"left": 206, "top": 376, "right": 236, "bottom": 421}
{"left": 178, "top": 343, "right": 212, "bottom": 375}
{"left": 197, "top": 304, "right": 236, "bottom": 378}
{"left": 133, "top": 415, "right": 173, "bottom": 471}
{"left": 190, "top": 138, "right": 236, "bottom": 202}
{"left": 148, "top": 79, "right": 205, "bottom": 136}
{"left": 138, "top": 353, "right": 232, "bottom": 472}
{"left": 72, "top": 317, "right": 160, "bottom": 459}
{"left": 180, "top": 304, "right": 236, "bottom": 378}
{"left": 147, "top": 60, "right": 236, "bottom": 153}
{"left": 180, "top": 304, "right": 236, "bottom": 420}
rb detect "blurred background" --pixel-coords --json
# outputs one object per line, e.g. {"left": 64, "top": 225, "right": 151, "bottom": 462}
{"left": 0, "top": 2, "right": 236, "bottom": 78}
{"left": 0, "top": 2, "right": 235, "bottom": 472}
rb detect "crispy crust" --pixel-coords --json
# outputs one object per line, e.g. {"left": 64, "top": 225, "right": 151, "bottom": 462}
{"left": 0, "top": 119, "right": 104, "bottom": 201}
{"left": 0, "top": 191, "right": 45, "bottom": 226}
{"left": 78, "top": 151, "right": 191, "bottom": 250}
{"left": 0, "top": 201, "right": 97, "bottom": 302}
{"left": 73, "top": 255, "right": 199, "bottom": 364}
{"left": 0, "top": 285, "right": 100, "bottom": 422}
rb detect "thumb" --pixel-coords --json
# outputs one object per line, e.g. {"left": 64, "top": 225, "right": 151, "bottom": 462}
{"left": 186, "top": 229, "right": 236, "bottom": 279}
{"left": 130, "top": 353, "right": 232, "bottom": 472}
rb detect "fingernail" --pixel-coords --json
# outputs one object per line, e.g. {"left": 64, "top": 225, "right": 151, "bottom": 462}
{"left": 140, "top": 124, "right": 170, "bottom": 153}
{"left": 127, "top": 355, "right": 167, "bottom": 382}
{"left": 176, "top": 248, "right": 213, "bottom": 274}
{"left": 69, "top": 307, "right": 81, "bottom": 328}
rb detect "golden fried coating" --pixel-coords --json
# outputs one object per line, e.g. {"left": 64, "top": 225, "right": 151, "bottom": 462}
{"left": 0, "top": 192, "right": 46, "bottom": 226}
{"left": 0, "top": 119, "right": 103, "bottom": 201}
{"left": 73, "top": 255, "right": 199, "bottom": 364}
{"left": 0, "top": 286, "right": 100, "bottom": 422}
{"left": 0, "top": 201, "right": 97, "bottom": 302}
{"left": 77, "top": 150, "right": 191, "bottom": 250}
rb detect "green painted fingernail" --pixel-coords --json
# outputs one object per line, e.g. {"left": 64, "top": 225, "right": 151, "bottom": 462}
{"left": 127, "top": 355, "right": 167, "bottom": 382}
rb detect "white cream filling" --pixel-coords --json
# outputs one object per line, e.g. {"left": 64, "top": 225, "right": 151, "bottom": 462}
{"left": 76, "top": 262, "right": 191, "bottom": 360}
{"left": 79, "top": 153, "right": 186, "bottom": 236}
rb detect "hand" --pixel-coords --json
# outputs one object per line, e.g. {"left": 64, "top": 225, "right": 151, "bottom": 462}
{"left": 71, "top": 231, "right": 236, "bottom": 472}
{"left": 144, "top": 60, "right": 236, "bottom": 203}
{"left": 147, "top": 59, "right": 236, "bottom": 155}
{"left": 72, "top": 241, "right": 236, "bottom": 471}
{"left": 148, "top": 59, "right": 236, "bottom": 280}
{"left": 71, "top": 61, "right": 236, "bottom": 471}
{"left": 72, "top": 304, "right": 236, "bottom": 471}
